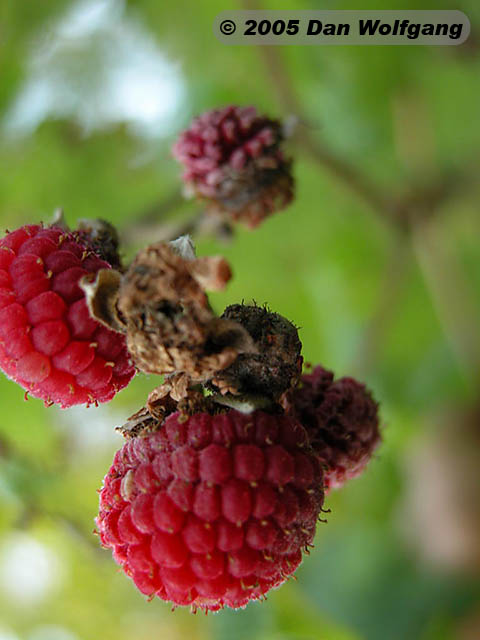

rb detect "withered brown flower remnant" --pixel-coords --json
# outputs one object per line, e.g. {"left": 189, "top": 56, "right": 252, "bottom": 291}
{"left": 80, "top": 237, "right": 255, "bottom": 388}
{"left": 209, "top": 304, "right": 303, "bottom": 401}
{"left": 172, "top": 105, "right": 294, "bottom": 228}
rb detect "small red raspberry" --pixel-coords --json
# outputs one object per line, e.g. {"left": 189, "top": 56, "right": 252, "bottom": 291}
{"left": 96, "top": 410, "right": 324, "bottom": 611}
{"left": 0, "top": 224, "right": 135, "bottom": 407}
{"left": 286, "top": 366, "right": 380, "bottom": 490}
{"left": 172, "top": 105, "right": 294, "bottom": 228}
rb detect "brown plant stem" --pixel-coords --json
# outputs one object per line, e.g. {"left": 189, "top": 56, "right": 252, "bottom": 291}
{"left": 126, "top": 187, "right": 184, "bottom": 227}
{"left": 121, "top": 208, "right": 205, "bottom": 248}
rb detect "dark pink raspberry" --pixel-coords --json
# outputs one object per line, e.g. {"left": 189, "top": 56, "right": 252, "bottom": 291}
{"left": 172, "top": 105, "right": 294, "bottom": 228}
{"left": 96, "top": 410, "right": 324, "bottom": 611}
{"left": 0, "top": 224, "right": 135, "bottom": 407}
{"left": 286, "top": 366, "right": 381, "bottom": 490}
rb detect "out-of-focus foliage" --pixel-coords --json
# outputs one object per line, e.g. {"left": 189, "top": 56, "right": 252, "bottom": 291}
{"left": 0, "top": 1, "right": 479, "bottom": 639}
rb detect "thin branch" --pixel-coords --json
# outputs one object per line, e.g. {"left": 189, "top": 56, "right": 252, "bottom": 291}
{"left": 410, "top": 217, "right": 480, "bottom": 386}
{"left": 120, "top": 187, "right": 186, "bottom": 247}
{"left": 128, "top": 187, "right": 184, "bottom": 226}
{"left": 355, "top": 237, "right": 410, "bottom": 375}
{"left": 392, "top": 89, "right": 480, "bottom": 385}
{"left": 293, "top": 126, "right": 393, "bottom": 219}
{"left": 121, "top": 209, "right": 206, "bottom": 247}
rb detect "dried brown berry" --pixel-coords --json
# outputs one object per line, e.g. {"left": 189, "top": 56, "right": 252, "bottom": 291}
{"left": 210, "top": 304, "right": 302, "bottom": 401}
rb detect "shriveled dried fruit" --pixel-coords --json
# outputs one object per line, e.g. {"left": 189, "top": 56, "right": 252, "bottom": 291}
{"left": 82, "top": 239, "right": 254, "bottom": 385}
{"left": 210, "top": 304, "right": 302, "bottom": 400}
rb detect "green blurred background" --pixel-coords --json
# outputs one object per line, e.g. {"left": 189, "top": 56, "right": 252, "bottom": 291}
{"left": 1, "top": 1, "right": 480, "bottom": 639}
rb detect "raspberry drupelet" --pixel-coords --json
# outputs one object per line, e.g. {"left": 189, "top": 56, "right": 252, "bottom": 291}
{"left": 96, "top": 409, "right": 324, "bottom": 611}
{"left": 172, "top": 105, "right": 294, "bottom": 228}
{"left": 286, "top": 365, "right": 381, "bottom": 490}
{"left": 0, "top": 224, "right": 135, "bottom": 407}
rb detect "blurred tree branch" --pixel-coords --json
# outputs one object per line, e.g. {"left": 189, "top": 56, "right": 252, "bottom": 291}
{"left": 121, "top": 206, "right": 204, "bottom": 248}
{"left": 120, "top": 187, "right": 184, "bottom": 243}
{"left": 354, "top": 236, "right": 410, "bottom": 376}
{"left": 130, "top": 188, "right": 185, "bottom": 226}
{"left": 410, "top": 216, "right": 480, "bottom": 385}
{"left": 120, "top": 205, "right": 234, "bottom": 249}
{"left": 394, "top": 90, "right": 480, "bottom": 387}
{"left": 120, "top": 188, "right": 236, "bottom": 248}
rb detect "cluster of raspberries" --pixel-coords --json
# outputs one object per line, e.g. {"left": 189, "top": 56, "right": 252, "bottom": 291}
{"left": 0, "top": 105, "right": 381, "bottom": 613}
{"left": 95, "top": 366, "right": 379, "bottom": 611}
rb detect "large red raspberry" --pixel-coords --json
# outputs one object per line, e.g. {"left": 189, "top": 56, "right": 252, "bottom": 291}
{"left": 286, "top": 366, "right": 380, "bottom": 490}
{"left": 0, "top": 224, "right": 135, "bottom": 407}
{"left": 96, "top": 410, "right": 324, "bottom": 611}
{"left": 172, "top": 105, "right": 294, "bottom": 228}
